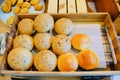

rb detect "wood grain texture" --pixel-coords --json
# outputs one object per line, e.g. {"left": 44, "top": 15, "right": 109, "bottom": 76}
{"left": 68, "top": 0, "right": 76, "bottom": 13}
{"left": 47, "top": 0, "right": 58, "bottom": 13}
{"left": 94, "top": 0, "right": 119, "bottom": 21}
{"left": 58, "top": 0, "right": 67, "bottom": 13}
{"left": 76, "top": 0, "right": 87, "bottom": 13}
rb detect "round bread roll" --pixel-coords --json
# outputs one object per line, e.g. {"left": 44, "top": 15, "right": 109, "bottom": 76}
{"left": 71, "top": 34, "right": 91, "bottom": 50}
{"left": 34, "top": 13, "right": 54, "bottom": 32}
{"left": 58, "top": 52, "right": 78, "bottom": 72}
{"left": 7, "top": 47, "right": 33, "bottom": 71}
{"left": 22, "top": 2, "right": 31, "bottom": 9}
{"left": 54, "top": 18, "right": 73, "bottom": 35}
{"left": 18, "top": 18, "right": 34, "bottom": 35}
{"left": 52, "top": 34, "right": 71, "bottom": 55}
{"left": 34, "top": 50, "right": 57, "bottom": 71}
{"left": 13, "top": 35, "right": 34, "bottom": 51}
{"left": 77, "top": 49, "right": 99, "bottom": 70}
{"left": 34, "top": 33, "right": 52, "bottom": 50}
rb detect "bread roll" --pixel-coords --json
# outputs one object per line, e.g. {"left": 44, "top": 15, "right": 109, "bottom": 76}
{"left": 22, "top": 2, "right": 31, "bottom": 9}
{"left": 7, "top": 16, "right": 15, "bottom": 25}
{"left": 58, "top": 52, "right": 78, "bottom": 72}
{"left": 7, "top": 47, "right": 33, "bottom": 71}
{"left": 34, "top": 3, "right": 43, "bottom": 11}
{"left": 1, "top": 0, "right": 11, "bottom": 13}
{"left": 77, "top": 49, "right": 99, "bottom": 70}
{"left": 13, "top": 6, "right": 20, "bottom": 14}
{"left": 34, "top": 33, "right": 52, "bottom": 50}
{"left": 30, "top": 0, "right": 40, "bottom": 5}
{"left": 34, "top": 50, "right": 57, "bottom": 71}
{"left": 54, "top": 18, "right": 73, "bottom": 35}
{"left": 34, "top": 14, "right": 54, "bottom": 32}
{"left": 52, "top": 34, "right": 71, "bottom": 55}
{"left": 18, "top": 18, "right": 34, "bottom": 35}
{"left": 13, "top": 35, "right": 34, "bottom": 50}
{"left": 71, "top": 34, "right": 91, "bottom": 50}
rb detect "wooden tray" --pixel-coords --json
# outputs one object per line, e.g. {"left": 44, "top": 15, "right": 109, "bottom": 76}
{"left": 1, "top": 13, "right": 120, "bottom": 77}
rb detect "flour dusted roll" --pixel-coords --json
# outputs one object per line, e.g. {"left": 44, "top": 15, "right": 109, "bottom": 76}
{"left": 52, "top": 34, "right": 71, "bottom": 55}
{"left": 7, "top": 47, "right": 33, "bottom": 71}
{"left": 34, "top": 33, "right": 52, "bottom": 50}
{"left": 34, "top": 13, "right": 54, "bottom": 32}
{"left": 71, "top": 34, "right": 91, "bottom": 50}
{"left": 13, "top": 35, "right": 34, "bottom": 51}
{"left": 18, "top": 18, "right": 34, "bottom": 35}
{"left": 54, "top": 18, "right": 73, "bottom": 35}
{"left": 34, "top": 50, "right": 57, "bottom": 71}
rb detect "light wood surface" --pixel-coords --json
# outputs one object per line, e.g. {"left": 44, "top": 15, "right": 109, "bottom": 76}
{"left": 76, "top": 0, "right": 87, "bottom": 13}
{"left": 47, "top": 0, "right": 88, "bottom": 13}
{"left": 59, "top": 0, "right": 67, "bottom": 13}
{"left": 68, "top": 0, "right": 76, "bottom": 13}
{"left": 47, "top": 0, "right": 58, "bottom": 13}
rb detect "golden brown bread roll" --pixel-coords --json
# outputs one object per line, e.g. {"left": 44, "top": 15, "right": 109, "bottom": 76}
{"left": 7, "top": 16, "right": 15, "bottom": 25}
{"left": 16, "top": 0, "right": 24, "bottom": 6}
{"left": 13, "top": 6, "right": 21, "bottom": 14}
{"left": 34, "top": 33, "right": 52, "bottom": 50}
{"left": 30, "top": 0, "right": 40, "bottom": 5}
{"left": 71, "top": 34, "right": 91, "bottom": 50}
{"left": 77, "top": 49, "right": 99, "bottom": 70}
{"left": 58, "top": 52, "right": 78, "bottom": 72}
{"left": 34, "top": 13, "right": 54, "bottom": 32}
{"left": 52, "top": 34, "right": 71, "bottom": 55}
{"left": 13, "top": 35, "right": 34, "bottom": 51}
{"left": 22, "top": 2, "right": 31, "bottom": 9}
{"left": 34, "top": 50, "right": 57, "bottom": 71}
{"left": 34, "top": 3, "right": 43, "bottom": 11}
{"left": 1, "top": 0, "right": 11, "bottom": 13}
{"left": 11, "top": 0, "right": 17, "bottom": 6}
{"left": 7, "top": 47, "right": 33, "bottom": 71}
{"left": 18, "top": 18, "right": 34, "bottom": 35}
{"left": 19, "top": 8, "right": 29, "bottom": 14}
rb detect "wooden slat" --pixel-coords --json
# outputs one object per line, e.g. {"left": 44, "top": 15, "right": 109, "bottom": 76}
{"left": 47, "top": 0, "right": 58, "bottom": 13}
{"left": 58, "top": 0, "right": 67, "bottom": 13}
{"left": 76, "top": 0, "right": 87, "bottom": 13}
{"left": 67, "top": 0, "right": 76, "bottom": 13}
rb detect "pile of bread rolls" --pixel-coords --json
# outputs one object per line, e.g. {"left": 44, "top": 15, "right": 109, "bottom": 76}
{"left": 7, "top": 13, "right": 100, "bottom": 72}
{"left": 1, "top": 0, "right": 43, "bottom": 25}
{"left": 1, "top": 0, "right": 43, "bottom": 14}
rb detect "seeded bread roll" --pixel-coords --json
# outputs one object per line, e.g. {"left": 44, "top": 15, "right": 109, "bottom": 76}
{"left": 77, "top": 49, "right": 99, "bottom": 70}
{"left": 7, "top": 47, "right": 33, "bottom": 71}
{"left": 71, "top": 34, "right": 91, "bottom": 50}
{"left": 13, "top": 35, "right": 34, "bottom": 51}
{"left": 34, "top": 50, "right": 57, "bottom": 71}
{"left": 34, "top": 33, "right": 52, "bottom": 50}
{"left": 34, "top": 13, "right": 54, "bottom": 32}
{"left": 54, "top": 18, "right": 73, "bottom": 35}
{"left": 52, "top": 34, "right": 71, "bottom": 55}
{"left": 18, "top": 18, "right": 34, "bottom": 35}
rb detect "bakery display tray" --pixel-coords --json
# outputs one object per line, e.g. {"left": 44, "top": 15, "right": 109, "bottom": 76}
{"left": 0, "top": 13, "right": 120, "bottom": 77}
